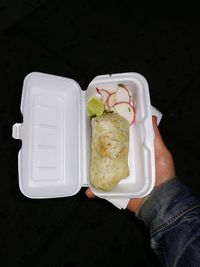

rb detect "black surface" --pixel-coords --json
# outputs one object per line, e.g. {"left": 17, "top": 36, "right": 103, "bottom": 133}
{"left": 0, "top": 1, "right": 200, "bottom": 267}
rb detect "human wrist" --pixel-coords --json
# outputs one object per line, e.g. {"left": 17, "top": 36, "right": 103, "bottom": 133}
{"left": 127, "top": 176, "right": 175, "bottom": 213}
{"left": 135, "top": 177, "right": 186, "bottom": 230}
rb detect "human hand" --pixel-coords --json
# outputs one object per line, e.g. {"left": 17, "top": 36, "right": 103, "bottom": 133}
{"left": 85, "top": 116, "right": 175, "bottom": 212}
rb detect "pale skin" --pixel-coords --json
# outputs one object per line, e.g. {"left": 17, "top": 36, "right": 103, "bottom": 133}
{"left": 85, "top": 116, "right": 175, "bottom": 213}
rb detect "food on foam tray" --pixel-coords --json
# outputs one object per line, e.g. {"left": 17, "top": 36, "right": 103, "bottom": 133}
{"left": 87, "top": 83, "right": 135, "bottom": 191}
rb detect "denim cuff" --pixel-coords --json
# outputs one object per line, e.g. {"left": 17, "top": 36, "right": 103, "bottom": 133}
{"left": 136, "top": 177, "right": 200, "bottom": 234}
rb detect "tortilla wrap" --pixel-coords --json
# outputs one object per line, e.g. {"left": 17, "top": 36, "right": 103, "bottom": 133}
{"left": 90, "top": 113, "right": 129, "bottom": 191}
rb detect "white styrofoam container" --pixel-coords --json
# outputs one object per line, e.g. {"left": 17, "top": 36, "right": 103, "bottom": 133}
{"left": 12, "top": 72, "right": 156, "bottom": 199}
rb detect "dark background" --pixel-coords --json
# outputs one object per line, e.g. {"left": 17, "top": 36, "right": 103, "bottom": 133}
{"left": 0, "top": 1, "right": 200, "bottom": 266}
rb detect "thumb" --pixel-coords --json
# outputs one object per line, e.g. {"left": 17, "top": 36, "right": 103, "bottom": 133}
{"left": 85, "top": 188, "right": 96, "bottom": 198}
{"left": 152, "top": 116, "right": 168, "bottom": 151}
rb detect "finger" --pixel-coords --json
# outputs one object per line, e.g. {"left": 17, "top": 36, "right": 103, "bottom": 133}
{"left": 152, "top": 116, "right": 166, "bottom": 146}
{"left": 152, "top": 116, "right": 162, "bottom": 140}
{"left": 152, "top": 116, "right": 171, "bottom": 155}
{"left": 85, "top": 188, "right": 96, "bottom": 198}
{"left": 152, "top": 115, "right": 157, "bottom": 125}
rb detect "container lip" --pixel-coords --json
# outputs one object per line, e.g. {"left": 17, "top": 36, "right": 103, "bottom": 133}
{"left": 89, "top": 72, "right": 149, "bottom": 87}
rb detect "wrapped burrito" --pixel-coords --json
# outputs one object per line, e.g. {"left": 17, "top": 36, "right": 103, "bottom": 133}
{"left": 90, "top": 113, "right": 129, "bottom": 191}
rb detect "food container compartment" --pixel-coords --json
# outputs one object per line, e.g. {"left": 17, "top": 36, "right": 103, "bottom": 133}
{"left": 12, "top": 72, "right": 155, "bottom": 199}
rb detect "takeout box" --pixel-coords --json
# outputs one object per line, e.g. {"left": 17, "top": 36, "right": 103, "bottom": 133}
{"left": 12, "top": 72, "right": 156, "bottom": 199}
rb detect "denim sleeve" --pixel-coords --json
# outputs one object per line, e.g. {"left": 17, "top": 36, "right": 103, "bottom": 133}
{"left": 136, "top": 177, "right": 200, "bottom": 267}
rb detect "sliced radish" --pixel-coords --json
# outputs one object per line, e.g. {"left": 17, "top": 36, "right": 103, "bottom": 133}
{"left": 113, "top": 102, "right": 135, "bottom": 125}
{"left": 130, "top": 100, "right": 134, "bottom": 106}
{"left": 107, "top": 92, "right": 116, "bottom": 108}
{"left": 96, "top": 88, "right": 110, "bottom": 110}
{"left": 115, "top": 85, "right": 131, "bottom": 103}
{"left": 96, "top": 88, "right": 110, "bottom": 108}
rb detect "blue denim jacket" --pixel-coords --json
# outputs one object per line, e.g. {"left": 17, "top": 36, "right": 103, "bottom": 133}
{"left": 136, "top": 177, "right": 200, "bottom": 267}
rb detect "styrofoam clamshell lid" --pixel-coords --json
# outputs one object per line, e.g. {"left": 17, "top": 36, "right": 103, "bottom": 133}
{"left": 12, "top": 72, "right": 83, "bottom": 198}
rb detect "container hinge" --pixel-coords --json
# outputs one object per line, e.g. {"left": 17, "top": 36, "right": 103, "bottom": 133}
{"left": 12, "top": 123, "right": 23, "bottom": 139}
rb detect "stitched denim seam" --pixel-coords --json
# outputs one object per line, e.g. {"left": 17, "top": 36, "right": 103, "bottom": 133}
{"left": 152, "top": 204, "right": 200, "bottom": 236}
